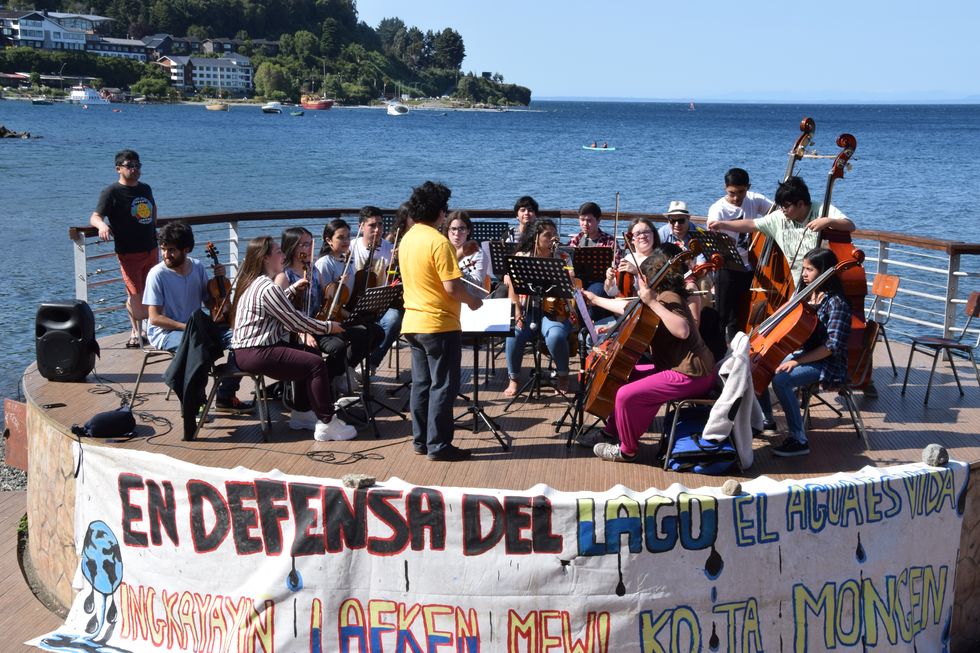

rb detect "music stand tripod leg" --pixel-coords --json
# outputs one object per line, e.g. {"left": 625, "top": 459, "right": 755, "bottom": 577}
{"left": 455, "top": 337, "right": 509, "bottom": 449}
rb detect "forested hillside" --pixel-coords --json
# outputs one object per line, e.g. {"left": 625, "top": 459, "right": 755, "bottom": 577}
{"left": 2, "top": 0, "right": 531, "bottom": 104}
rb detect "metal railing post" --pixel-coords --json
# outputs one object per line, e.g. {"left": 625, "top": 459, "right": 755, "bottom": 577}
{"left": 72, "top": 231, "right": 88, "bottom": 302}
{"left": 228, "top": 221, "right": 240, "bottom": 278}
{"left": 945, "top": 251, "right": 961, "bottom": 337}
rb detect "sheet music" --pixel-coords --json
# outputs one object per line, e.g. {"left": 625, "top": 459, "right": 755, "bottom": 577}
{"left": 461, "top": 298, "right": 512, "bottom": 334}
{"left": 574, "top": 291, "right": 599, "bottom": 344}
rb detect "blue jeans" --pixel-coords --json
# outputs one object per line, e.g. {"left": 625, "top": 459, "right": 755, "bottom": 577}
{"left": 162, "top": 326, "right": 241, "bottom": 400}
{"left": 406, "top": 331, "right": 462, "bottom": 455}
{"left": 770, "top": 359, "right": 825, "bottom": 444}
{"left": 369, "top": 307, "right": 403, "bottom": 369}
{"left": 505, "top": 316, "right": 572, "bottom": 377}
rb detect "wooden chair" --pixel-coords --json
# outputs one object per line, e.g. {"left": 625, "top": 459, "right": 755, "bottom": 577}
{"left": 901, "top": 291, "right": 980, "bottom": 405}
{"left": 801, "top": 320, "right": 880, "bottom": 451}
{"left": 867, "top": 273, "right": 901, "bottom": 374}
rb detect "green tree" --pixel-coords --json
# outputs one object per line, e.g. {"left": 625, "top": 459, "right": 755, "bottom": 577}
{"left": 292, "top": 30, "right": 319, "bottom": 67}
{"left": 430, "top": 28, "right": 464, "bottom": 70}
{"left": 253, "top": 61, "right": 290, "bottom": 98}
{"left": 130, "top": 75, "right": 169, "bottom": 98}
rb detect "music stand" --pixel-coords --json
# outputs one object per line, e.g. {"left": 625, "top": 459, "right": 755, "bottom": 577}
{"left": 342, "top": 285, "right": 407, "bottom": 436}
{"left": 488, "top": 241, "right": 518, "bottom": 279}
{"left": 472, "top": 221, "right": 510, "bottom": 243}
{"left": 571, "top": 246, "right": 614, "bottom": 286}
{"left": 690, "top": 228, "right": 746, "bottom": 272}
{"left": 503, "top": 255, "right": 576, "bottom": 410}
{"left": 456, "top": 298, "right": 512, "bottom": 450}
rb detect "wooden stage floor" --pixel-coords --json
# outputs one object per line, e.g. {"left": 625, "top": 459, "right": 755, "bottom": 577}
{"left": 22, "top": 333, "right": 980, "bottom": 492}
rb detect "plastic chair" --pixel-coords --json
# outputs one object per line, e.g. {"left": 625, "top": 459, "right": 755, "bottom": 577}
{"left": 901, "top": 291, "right": 980, "bottom": 405}
{"left": 867, "top": 274, "right": 900, "bottom": 374}
{"left": 801, "top": 320, "right": 879, "bottom": 451}
{"left": 194, "top": 363, "right": 271, "bottom": 441}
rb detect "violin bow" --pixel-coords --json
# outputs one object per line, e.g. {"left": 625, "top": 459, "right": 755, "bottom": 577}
{"left": 612, "top": 191, "right": 621, "bottom": 265}
{"left": 384, "top": 227, "right": 402, "bottom": 285}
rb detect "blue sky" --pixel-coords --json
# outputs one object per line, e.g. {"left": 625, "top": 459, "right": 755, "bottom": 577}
{"left": 355, "top": 1, "right": 980, "bottom": 102}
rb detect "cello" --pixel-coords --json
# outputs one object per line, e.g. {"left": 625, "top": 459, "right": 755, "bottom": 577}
{"left": 741, "top": 117, "right": 816, "bottom": 332}
{"left": 748, "top": 255, "right": 862, "bottom": 395}
{"left": 582, "top": 242, "right": 700, "bottom": 419}
{"left": 205, "top": 242, "right": 232, "bottom": 323}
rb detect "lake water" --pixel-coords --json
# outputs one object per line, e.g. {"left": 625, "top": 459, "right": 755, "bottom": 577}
{"left": 1, "top": 99, "right": 978, "bottom": 401}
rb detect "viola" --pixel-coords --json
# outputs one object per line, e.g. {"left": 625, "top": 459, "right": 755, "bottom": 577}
{"left": 741, "top": 117, "right": 816, "bottom": 332}
{"left": 748, "top": 256, "right": 861, "bottom": 394}
{"left": 582, "top": 242, "right": 699, "bottom": 419}
{"left": 204, "top": 242, "right": 232, "bottom": 323}
{"left": 346, "top": 237, "right": 380, "bottom": 311}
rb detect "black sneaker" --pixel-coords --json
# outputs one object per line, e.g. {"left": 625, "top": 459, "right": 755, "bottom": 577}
{"left": 427, "top": 445, "right": 472, "bottom": 462}
{"left": 412, "top": 443, "right": 427, "bottom": 456}
{"left": 863, "top": 382, "right": 879, "bottom": 399}
{"left": 215, "top": 396, "right": 254, "bottom": 413}
{"left": 772, "top": 438, "right": 810, "bottom": 457}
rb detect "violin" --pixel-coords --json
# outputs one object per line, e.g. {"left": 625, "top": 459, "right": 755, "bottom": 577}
{"left": 316, "top": 251, "right": 352, "bottom": 322}
{"left": 205, "top": 242, "right": 232, "bottom": 323}
{"left": 685, "top": 252, "right": 725, "bottom": 283}
{"left": 741, "top": 117, "right": 816, "bottom": 332}
{"left": 385, "top": 227, "right": 403, "bottom": 286}
{"left": 583, "top": 242, "right": 700, "bottom": 418}
{"left": 616, "top": 229, "right": 640, "bottom": 296}
{"left": 748, "top": 255, "right": 862, "bottom": 395}
{"left": 541, "top": 242, "right": 582, "bottom": 323}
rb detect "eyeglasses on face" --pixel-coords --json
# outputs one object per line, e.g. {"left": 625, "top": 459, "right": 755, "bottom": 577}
{"left": 668, "top": 218, "right": 687, "bottom": 225}
{"left": 120, "top": 162, "right": 142, "bottom": 170}
{"left": 448, "top": 226, "right": 469, "bottom": 233}
{"left": 632, "top": 230, "right": 654, "bottom": 238}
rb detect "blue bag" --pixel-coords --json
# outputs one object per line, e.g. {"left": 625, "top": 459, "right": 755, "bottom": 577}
{"left": 662, "top": 405, "right": 738, "bottom": 475}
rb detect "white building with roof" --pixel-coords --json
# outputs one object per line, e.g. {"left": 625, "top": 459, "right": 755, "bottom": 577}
{"left": 0, "top": 10, "right": 87, "bottom": 51}
{"left": 158, "top": 54, "right": 253, "bottom": 92}
{"left": 87, "top": 36, "right": 148, "bottom": 61}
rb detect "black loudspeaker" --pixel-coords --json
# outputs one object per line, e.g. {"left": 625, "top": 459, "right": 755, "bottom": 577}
{"left": 36, "top": 300, "right": 100, "bottom": 382}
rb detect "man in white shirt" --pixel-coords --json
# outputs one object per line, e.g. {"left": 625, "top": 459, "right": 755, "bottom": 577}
{"left": 706, "top": 168, "right": 774, "bottom": 341}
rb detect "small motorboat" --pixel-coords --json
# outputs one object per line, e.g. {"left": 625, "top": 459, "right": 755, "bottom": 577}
{"left": 205, "top": 102, "right": 229, "bottom": 111}
{"left": 261, "top": 101, "right": 283, "bottom": 114}
{"left": 31, "top": 96, "right": 53, "bottom": 106}
{"left": 386, "top": 102, "right": 409, "bottom": 116}
{"left": 290, "top": 110, "right": 304, "bottom": 116}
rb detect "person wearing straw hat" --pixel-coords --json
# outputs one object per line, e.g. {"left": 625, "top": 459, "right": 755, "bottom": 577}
{"left": 658, "top": 200, "right": 695, "bottom": 248}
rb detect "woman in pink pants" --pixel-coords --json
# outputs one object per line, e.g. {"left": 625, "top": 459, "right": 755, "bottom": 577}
{"left": 583, "top": 247, "right": 717, "bottom": 462}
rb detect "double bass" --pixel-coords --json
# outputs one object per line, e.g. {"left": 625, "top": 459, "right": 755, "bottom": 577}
{"left": 815, "top": 133, "right": 869, "bottom": 385}
{"left": 582, "top": 241, "right": 700, "bottom": 419}
{"left": 741, "top": 117, "right": 816, "bottom": 331}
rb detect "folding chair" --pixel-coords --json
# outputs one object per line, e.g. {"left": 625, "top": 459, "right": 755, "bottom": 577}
{"left": 901, "top": 291, "right": 980, "bottom": 405}
{"left": 193, "top": 362, "right": 272, "bottom": 441}
{"left": 130, "top": 345, "right": 174, "bottom": 406}
{"left": 801, "top": 320, "right": 880, "bottom": 451}
{"left": 867, "top": 274, "right": 900, "bottom": 374}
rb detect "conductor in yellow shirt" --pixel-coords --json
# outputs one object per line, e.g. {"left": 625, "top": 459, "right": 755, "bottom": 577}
{"left": 400, "top": 181, "right": 483, "bottom": 461}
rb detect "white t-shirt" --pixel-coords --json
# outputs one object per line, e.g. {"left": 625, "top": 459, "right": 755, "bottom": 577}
{"left": 707, "top": 191, "right": 773, "bottom": 269}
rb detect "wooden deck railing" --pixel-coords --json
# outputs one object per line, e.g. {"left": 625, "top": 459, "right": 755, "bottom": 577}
{"left": 69, "top": 209, "right": 980, "bottom": 340}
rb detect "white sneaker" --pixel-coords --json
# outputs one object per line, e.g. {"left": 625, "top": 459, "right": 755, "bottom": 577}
{"left": 289, "top": 409, "right": 317, "bottom": 430}
{"left": 314, "top": 417, "right": 357, "bottom": 441}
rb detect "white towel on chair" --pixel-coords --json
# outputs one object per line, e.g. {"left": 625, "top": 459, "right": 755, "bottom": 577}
{"left": 702, "top": 331, "right": 762, "bottom": 470}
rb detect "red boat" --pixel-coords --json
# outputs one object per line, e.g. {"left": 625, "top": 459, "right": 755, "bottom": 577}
{"left": 300, "top": 94, "right": 334, "bottom": 110}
